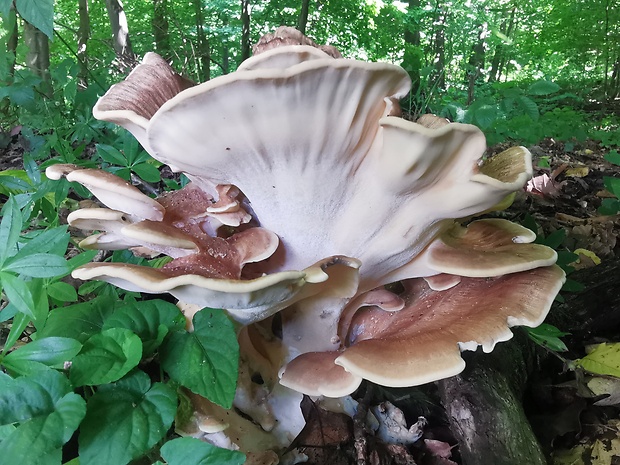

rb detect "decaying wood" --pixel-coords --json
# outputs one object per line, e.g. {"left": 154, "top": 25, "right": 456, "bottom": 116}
{"left": 437, "top": 258, "right": 620, "bottom": 465}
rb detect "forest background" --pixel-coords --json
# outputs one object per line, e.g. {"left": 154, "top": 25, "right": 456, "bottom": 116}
{"left": 1, "top": 0, "right": 619, "bottom": 150}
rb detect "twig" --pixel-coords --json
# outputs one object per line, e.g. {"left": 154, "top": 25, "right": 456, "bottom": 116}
{"left": 353, "top": 383, "right": 374, "bottom": 465}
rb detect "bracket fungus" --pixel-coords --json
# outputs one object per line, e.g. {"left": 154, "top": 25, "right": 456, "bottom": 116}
{"left": 49, "top": 27, "right": 565, "bottom": 460}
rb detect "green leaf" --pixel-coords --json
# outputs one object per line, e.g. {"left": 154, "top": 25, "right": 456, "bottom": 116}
{"left": 4, "top": 253, "right": 70, "bottom": 278}
{"left": 575, "top": 343, "right": 620, "bottom": 377}
{"left": 160, "top": 309, "right": 239, "bottom": 408}
{"left": 598, "top": 198, "right": 620, "bottom": 215}
{"left": 103, "top": 299, "right": 186, "bottom": 356}
{"left": 3, "top": 311, "right": 30, "bottom": 353}
{"left": 517, "top": 95, "right": 539, "bottom": 121}
{"left": 0, "top": 368, "right": 72, "bottom": 424}
{"left": 70, "top": 328, "right": 142, "bottom": 386}
{"left": 603, "top": 176, "right": 620, "bottom": 198}
{"left": 604, "top": 150, "right": 620, "bottom": 166}
{"left": 562, "top": 278, "right": 584, "bottom": 293}
{"left": 16, "top": 226, "right": 70, "bottom": 257}
{"left": 0, "top": 271, "right": 36, "bottom": 317}
{"left": 15, "top": 0, "right": 54, "bottom": 39}
{"left": 526, "top": 323, "right": 569, "bottom": 352}
{"left": 160, "top": 437, "right": 246, "bottom": 465}
{"left": 528, "top": 80, "right": 560, "bottom": 96}
{"left": 45, "top": 281, "right": 78, "bottom": 302}
{"left": 0, "top": 392, "right": 85, "bottom": 463}
{"left": 131, "top": 162, "right": 161, "bottom": 183}
{"left": 3, "top": 337, "right": 82, "bottom": 375}
{"left": 96, "top": 144, "right": 127, "bottom": 166}
{"left": 79, "top": 371, "right": 177, "bottom": 465}
{"left": 473, "top": 104, "right": 497, "bottom": 129}
{"left": 0, "top": 196, "right": 23, "bottom": 266}
{"left": 36, "top": 296, "right": 116, "bottom": 342}
{"left": 537, "top": 228, "right": 566, "bottom": 249}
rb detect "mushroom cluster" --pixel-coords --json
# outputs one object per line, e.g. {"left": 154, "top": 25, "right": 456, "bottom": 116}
{"left": 48, "top": 28, "right": 565, "bottom": 460}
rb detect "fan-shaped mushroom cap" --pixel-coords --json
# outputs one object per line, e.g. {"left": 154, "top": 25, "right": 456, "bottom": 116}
{"left": 335, "top": 265, "right": 565, "bottom": 388}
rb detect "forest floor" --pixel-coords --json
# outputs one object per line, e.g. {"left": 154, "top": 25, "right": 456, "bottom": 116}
{"left": 1, "top": 134, "right": 620, "bottom": 465}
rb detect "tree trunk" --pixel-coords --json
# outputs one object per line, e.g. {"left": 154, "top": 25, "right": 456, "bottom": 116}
{"left": 438, "top": 341, "right": 547, "bottom": 465}
{"left": 298, "top": 0, "right": 310, "bottom": 35}
{"left": 104, "top": 0, "right": 136, "bottom": 71}
{"left": 153, "top": 0, "right": 171, "bottom": 60}
{"left": 6, "top": 8, "right": 18, "bottom": 79}
{"left": 488, "top": 7, "right": 516, "bottom": 83}
{"left": 402, "top": 0, "right": 421, "bottom": 95}
{"left": 432, "top": 1, "right": 446, "bottom": 90}
{"left": 241, "top": 0, "right": 251, "bottom": 62}
{"left": 439, "top": 259, "right": 620, "bottom": 465}
{"left": 193, "top": 0, "right": 210, "bottom": 81}
{"left": 77, "top": 0, "right": 90, "bottom": 87}
{"left": 24, "top": 21, "right": 50, "bottom": 82}
{"left": 466, "top": 25, "right": 485, "bottom": 105}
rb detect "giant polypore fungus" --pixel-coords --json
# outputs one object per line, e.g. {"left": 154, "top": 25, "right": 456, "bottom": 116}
{"left": 48, "top": 27, "right": 565, "bottom": 460}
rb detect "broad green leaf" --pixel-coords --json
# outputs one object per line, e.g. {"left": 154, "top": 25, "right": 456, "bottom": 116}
{"left": 70, "top": 328, "right": 142, "bottom": 386}
{"left": 517, "top": 95, "right": 539, "bottom": 121}
{"left": 603, "top": 176, "right": 620, "bottom": 198}
{"left": 0, "top": 368, "right": 72, "bottom": 424}
{"left": 528, "top": 80, "right": 560, "bottom": 95}
{"left": 160, "top": 309, "right": 239, "bottom": 408}
{"left": 0, "top": 392, "right": 85, "bottom": 463}
{"left": 537, "top": 228, "right": 566, "bottom": 249}
{"left": 15, "top": 0, "right": 54, "bottom": 39}
{"left": 605, "top": 150, "right": 620, "bottom": 166}
{"left": 67, "top": 249, "right": 98, "bottom": 270}
{"left": 131, "top": 162, "right": 161, "bottom": 183}
{"left": 0, "top": 271, "right": 36, "bottom": 317}
{"left": 103, "top": 299, "right": 185, "bottom": 356}
{"left": 36, "top": 296, "right": 116, "bottom": 342}
{"left": 46, "top": 281, "right": 78, "bottom": 302}
{"left": 575, "top": 343, "right": 620, "bottom": 377}
{"left": 562, "top": 278, "right": 584, "bottom": 292}
{"left": 473, "top": 104, "right": 497, "bottom": 129}
{"left": 79, "top": 371, "right": 177, "bottom": 465}
{"left": 3, "top": 337, "right": 82, "bottom": 374}
{"left": 0, "top": 196, "right": 23, "bottom": 266}
{"left": 3, "top": 253, "right": 70, "bottom": 278}
{"left": 160, "top": 437, "right": 246, "bottom": 465}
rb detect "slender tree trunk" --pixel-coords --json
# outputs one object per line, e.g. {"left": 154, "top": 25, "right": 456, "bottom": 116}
{"left": 466, "top": 25, "right": 485, "bottom": 105}
{"left": 402, "top": 0, "right": 421, "bottom": 95}
{"left": 488, "top": 7, "right": 515, "bottom": 82}
{"left": 432, "top": 1, "right": 446, "bottom": 90}
{"left": 6, "top": 8, "right": 18, "bottom": 79}
{"left": 193, "top": 0, "right": 210, "bottom": 81}
{"left": 153, "top": 0, "right": 171, "bottom": 60}
{"left": 77, "top": 0, "right": 90, "bottom": 87}
{"left": 298, "top": 0, "right": 310, "bottom": 35}
{"left": 241, "top": 0, "right": 251, "bottom": 62}
{"left": 104, "top": 0, "right": 136, "bottom": 71}
{"left": 24, "top": 21, "right": 50, "bottom": 82}
{"left": 602, "top": 0, "right": 611, "bottom": 109}
{"left": 496, "top": 8, "right": 517, "bottom": 82}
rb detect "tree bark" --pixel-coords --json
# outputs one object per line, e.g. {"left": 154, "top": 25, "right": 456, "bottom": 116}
{"left": 438, "top": 259, "right": 620, "bottom": 465}
{"left": 6, "top": 8, "right": 18, "bottom": 79}
{"left": 432, "top": 1, "right": 446, "bottom": 90}
{"left": 77, "top": 0, "right": 90, "bottom": 87}
{"left": 402, "top": 0, "right": 421, "bottom": 95}
{"left": 298, "top": 0, "right": 310, "bottom": 35}
{"left": 438, "top": 341, "right": 547, "bottom": 465}
{"left": 24, "top": 21, "right": 50, "bottom": 83}
{"left": 104, "top": 0, "right": 136, "bottom": 71}
{"left": 466, "top": 25, "right": 485, "bottom": 105}
{"left": 153, "top": 0, "right": 171, "bottom": 60}
{"left": 241, "top": 0, "right": 251, "bottom": 62}
{"left": 193, "top": 0, "right": 210, "bottom": 81}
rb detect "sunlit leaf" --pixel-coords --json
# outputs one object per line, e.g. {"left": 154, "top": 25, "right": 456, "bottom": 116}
{"left": 160, "top": 437, "right": 246, "bottom": 465}
{"left": 575, "top": 343, "right": 620, "bottom": 377}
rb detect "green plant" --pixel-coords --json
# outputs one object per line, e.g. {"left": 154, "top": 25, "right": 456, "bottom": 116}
{"left": 598, "top": 150, "right": 620, "bottom": 215}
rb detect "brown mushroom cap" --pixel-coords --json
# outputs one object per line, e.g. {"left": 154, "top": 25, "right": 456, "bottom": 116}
{"left": 335, "top": 265, "right": 566, "bottom": 388}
